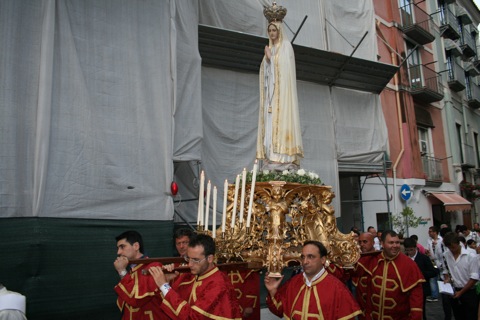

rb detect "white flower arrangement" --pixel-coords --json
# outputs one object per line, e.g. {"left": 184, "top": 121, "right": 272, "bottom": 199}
{"left": 246, "top": 168, "right": 322, "bottom": 185}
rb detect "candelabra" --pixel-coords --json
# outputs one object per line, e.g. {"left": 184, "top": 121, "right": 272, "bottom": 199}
{"left": 213, "top": 181, "right": 360, "bottom": 275}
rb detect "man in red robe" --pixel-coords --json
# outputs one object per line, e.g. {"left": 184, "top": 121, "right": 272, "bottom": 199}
{"left": 113, "top": 230, "right": 168, "bottom": 319}
{"left": 227, "top": 269, "right": 260, "bottom": 319}
{"left": 264, "top": 240, "right": 361, "bottom": 320}
{"left": 352, "top": 232, "right": 376, "bottom": 319}
{"left": 357, "top": 230, "right": 425, "bottom": 320}
{"left": 149, "top": 234, "right": 241, "bottom": 320}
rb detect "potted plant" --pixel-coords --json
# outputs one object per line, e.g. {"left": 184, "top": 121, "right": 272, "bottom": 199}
{"left": 390, "top": 206, "right": 422, "bottom": 238}
{"left": 459, "top": 181, "right": 480, "bottom": 202}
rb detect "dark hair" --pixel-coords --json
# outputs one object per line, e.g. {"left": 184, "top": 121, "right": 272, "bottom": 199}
{"left": 380, "top": 230, "right": 398, "bottom": 242}
{"left": 174, "top": 228, "right": 194, "bottom": 240}
{"left": 303, "top": 240, "right": 328, "bottom": 257}
{"left": 460, "top": 225, "right": 468, "bottom": 232}
{"left": 410, "top": 234, "right": 419, "bottom": 242}
{"left": 467, "top": 239, "right": 476, "bottom": 246}
{"left": 443, "top": 232, "right": 460, "bottom": 247}
{"left": 403, "top": 237, "right": 417, "bottom": 249}
{"left": 189, "top": 234, "right": 215, "bottom": 256}
{"left": 440, "top": 226, "right": 452, "bottom": 237}
{"left": 352, "top": 230, "right": 360, "bottom": 236}
{"left": 367, "top": 226, "right": 375, "bottom": 231}
{"left": 458, "top": 236, "right": 466, "bottom": 244}
{"left": 116, "top": 230, "right": 144, "bottom": 254}
{"left": 429, "top": 226, "right": 439, "bottom": 233}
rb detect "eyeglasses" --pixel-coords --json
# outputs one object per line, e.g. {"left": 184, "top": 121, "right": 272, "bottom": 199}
{"left": 184, "top": 256, "right": 207, "bottom": 264}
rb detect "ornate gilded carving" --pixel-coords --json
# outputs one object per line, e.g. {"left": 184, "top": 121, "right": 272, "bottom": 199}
{"left": 214, "top": 181, "right": 360, "bottom": 274}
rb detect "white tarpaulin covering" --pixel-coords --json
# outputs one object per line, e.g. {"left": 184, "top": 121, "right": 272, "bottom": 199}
{"left": 1, "top": 0, "right": 387, "bottom": 221}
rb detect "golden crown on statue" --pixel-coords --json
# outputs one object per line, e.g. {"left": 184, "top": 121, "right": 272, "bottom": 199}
{"left": 263, "top": 1, "right": 287, "bottom": 23}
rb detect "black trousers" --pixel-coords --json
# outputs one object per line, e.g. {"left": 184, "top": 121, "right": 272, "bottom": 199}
{"left": 450, "top": 289, "right": 479, "bottom": 320}
{"left": 441, "top": 293, "right": 452, "bottom": 320}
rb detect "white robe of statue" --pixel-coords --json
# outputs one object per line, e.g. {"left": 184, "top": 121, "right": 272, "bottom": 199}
{"left": 256, "top": 21, "right": 303, "bottom": 170}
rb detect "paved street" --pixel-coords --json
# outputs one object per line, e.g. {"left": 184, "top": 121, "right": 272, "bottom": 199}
{"left": 425, "top": 295, "right": 460, "bottom": 320}
{"left": 425, "top": 297, "right": 447, "bottom": 319}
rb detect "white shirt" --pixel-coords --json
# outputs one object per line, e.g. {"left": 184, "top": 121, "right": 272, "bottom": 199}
{"left": 373, "top": 237, "right": 381, "bottom": 251}
{"left": 427, "top": 235, "right": 444, "bottom": 269}
{"left": 465, "top": 231, "right": 478, "bottom": 243}
{"left": 0, "top": 286, "right": 27, "bottom": 320}
{"left": 442, "top": 247, "right": 479, "bottom": 288}
{"left": 303, "top": 267, "right": 326, "bottom": 287}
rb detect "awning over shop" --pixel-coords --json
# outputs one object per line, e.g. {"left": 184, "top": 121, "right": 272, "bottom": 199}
{"left": 428, "top": 192, "right": 472, "bottom": 212}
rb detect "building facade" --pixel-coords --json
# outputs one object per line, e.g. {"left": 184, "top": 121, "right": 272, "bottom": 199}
{"left": 354, "top": 0, "right": 480, "bottom": 245}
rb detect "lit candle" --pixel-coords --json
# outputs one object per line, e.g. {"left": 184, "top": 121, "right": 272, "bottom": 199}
{"left": 222, "top": 179, "right": 228, "bottom": 233}
{"left": 204, "top": 180, "right": 211, "bottom": 231}
{"left": 212, "top": 186, "right": 217, "bottom": 238}
{"left": 231, "top": 174, "right": 240, "bottom": 229}
{"left": 197, "top": 171, "right": 205, "bottom": 226}
{"left": 239, "top": 168, "right": 247, "bottom": 224}
{"left": 246, "top": 160, "right": 258, "bottom": 228}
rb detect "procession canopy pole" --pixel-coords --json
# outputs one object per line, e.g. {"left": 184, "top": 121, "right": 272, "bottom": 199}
{"left": 129, "top": 257, "right": 185, "bottom": 265}
{"left": 128, "top": 257, "right": 252, "bottom": 273}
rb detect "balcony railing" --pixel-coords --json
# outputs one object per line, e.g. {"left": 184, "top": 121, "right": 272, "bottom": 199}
{"left": 447, "top": 58, "right": 466, "bottom": 91}
{"left": 439, "top": 5, "right": 460, "bottom": 40}
{"left": 421, "top": 155, "right": 443, "bottom": 181}
{"left": 400, "top": 3, "right": 436, "bottom": 45}
{"left": 460, "top": 27, "right": 477, "bottom": 58}
{"left": 408, "top": 64, "right": 444, "bottom": 103}
{"left": 466, "top": 81, "right": 480, "bottom": 109}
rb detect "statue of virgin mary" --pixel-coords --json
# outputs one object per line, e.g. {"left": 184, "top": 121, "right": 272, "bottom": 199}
{"left": 256, "top": 2, "right": 303, "bottom": 171}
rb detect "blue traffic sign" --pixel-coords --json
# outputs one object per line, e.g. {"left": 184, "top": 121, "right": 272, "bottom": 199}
{"left": 400, "top": 184, "right": 412, "bottom": 201}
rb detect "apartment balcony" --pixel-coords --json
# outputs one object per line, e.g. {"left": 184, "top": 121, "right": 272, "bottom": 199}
{"left": 462, "top": 143, "right": 476, "bottom": 168}
{"left": 466, "top": 63, "right": 480, "bottom": 77}
{"left": 447, "top": 59, "right": 466, "bottom": 92}
{"left": 457, "top": 6, "right": 473, "bottom": 26}
{"left": 421, "top": 155, "right": 443, "bottom": 182}
{"left": 444, "top": 39, "right": 463, "bottom": 57}
{"left": 400, "top": 3, "right": 436, "bottom": 45}
{"left": 439, "top": 6, "right": 460, "bottom": 40}
{"left": 460, "top": 29, "right": 477, "bottom": 59}
{"left": 408, "top": 64, "right": 444, "bottom": 103}
{"left": 467, "top": 82, "right": 480, "bottom": 109}
{"left": 473, "top": 57, "right": 480, "bottom": 69}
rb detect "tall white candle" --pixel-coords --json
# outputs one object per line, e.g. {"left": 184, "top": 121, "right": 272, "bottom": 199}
{"left": 246, "top": 160, "right": 258, "bottom": 228}
{"left": 197, "top": 171, "right": 205, "bottom": 226}
{"left": 212, "top": 186, "right": 217, "bottom": 238}
{"left": 239, "top": 168, "right": 247, "bottom": 224}
{"left": 231, "top": 174, "right": 240, "bottom": 229}
{"left": 204, "top": 180, "right": 211, "bottom": 231}
{"left": 222, "top": 179, "right": 228, "bottom": 233}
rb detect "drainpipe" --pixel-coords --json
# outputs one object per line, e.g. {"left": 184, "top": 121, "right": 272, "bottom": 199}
{"left": 391, "top": 52, "right": 405, "bottom": 222}
{"left": 376, "top": 20, "right": 405, "bottom": 225}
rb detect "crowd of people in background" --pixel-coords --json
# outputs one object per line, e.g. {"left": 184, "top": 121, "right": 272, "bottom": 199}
{"left": 348, "top": 223, "right": 480, "bottom": 320}
{"left": 111, "top": 223, "right": 480, "bottom": 320}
